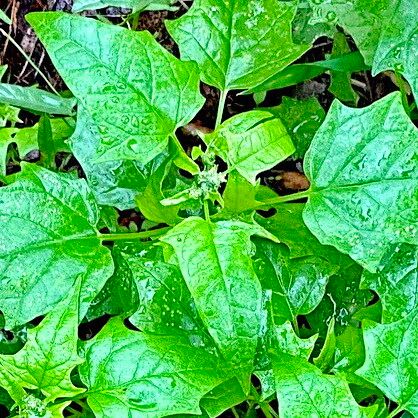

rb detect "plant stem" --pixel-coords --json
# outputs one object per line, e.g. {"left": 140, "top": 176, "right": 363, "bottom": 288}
{"left": 203, "top": 200, "right": 210, "bottom": 221}
{"left": 259, "top": 402, "right": 274, "bottom": 418}
{"left": 0, "top": 28, "right": 60, "bottom": 96}
{"left": 261, "top": 190, "right": 311, "bottom": 207}
{"left": 231, "top": 406, "right": 240, "bottom": 418}
{"left": 98, "top": 227, "right": 170, "bottom": 241}
{"left": 215, "top": 89, "right": 228, "bottom": 128}
{"left": 388, "top": 405, "right": 403, "bottom": 418}
{"left": 292, "top": 317, "right": 300, "bottom": 336}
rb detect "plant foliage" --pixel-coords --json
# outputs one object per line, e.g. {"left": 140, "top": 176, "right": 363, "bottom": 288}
{"left": 0, "top": 1, "right": 417, "bottom": 417}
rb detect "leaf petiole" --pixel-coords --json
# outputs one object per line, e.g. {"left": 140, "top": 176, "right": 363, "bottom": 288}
{"left": 98, "top": 227, "right": 170, "bottom": 241}
{"left": 215, "top": 89, "right": 228, "bottom": 128}
{"left": 260, "top": 190, "right": 311, "bottom": 207}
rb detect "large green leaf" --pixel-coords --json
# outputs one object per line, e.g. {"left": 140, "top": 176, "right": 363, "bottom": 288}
{"left": 166, "top": 0, "right": 309, "bottom": 91}
{"left": 302, "top": 92, "right": 418, "bottom": 272}
{"left": 0, "top": 279, "right": 84, "bottom": 406}
{"left": 361, "top": 244, "right": 417, "bottom": 323}
{"left": 0, "top": 164, "right": 113, "bottom": 328}
{"left": 27, "top": 12, "right": 204, "bottom": 165}
{"left": 161, "top": 218, "right": 264, "bottom": 379}
{"left": 272, "top": 354, "right": 377, "bottom": 417}
{"left": 79, "top": 318, "right": 229, "bottom": 418}
{"left": 205, "top": 111, "right": 295, "bottom": 184}
{"left": 357, "top": 309, "right": 418, "bottom": 416}
{"left": 263, "top": 96, "right": 325, "bottom": 160}
{"left": 254, "top": 239, "right": 337, "bottom": 325}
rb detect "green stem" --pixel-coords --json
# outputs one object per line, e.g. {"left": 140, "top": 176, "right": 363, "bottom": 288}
{"left": 215, "top": 89, "right": 228, "bottom": 128}
{"left": 0, "top": 28, "right": 60, "bottom": 96}
{"left": 203, "top": 200, "right": 210, "bottom": 221}
{"left": 231, "top": 406, "right": 240, "bottom": 418}
{"left": 98, "top": 227, "right": 170, "bottom": 241}
{"left": 292, "top": 317, "right": 300, "bottom": 336}
{"left": 261, "top": 190, "right": 311, "bottom": 207}
{"left": 259, "top": 402, "right": 274, "bottom": 418}
{"left": 388, "top": 405, "right": 403, "bottom": 418}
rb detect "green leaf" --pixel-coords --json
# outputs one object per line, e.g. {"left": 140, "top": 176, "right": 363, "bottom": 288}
{"left": 86, "top": 245, "right": 140, "bottom": 320}
{"left": 255, "top": 204, "right": 344, "bottom": 261}
{"left": 328, "top": 32, "right": 359, "bottom": 105}
{"left": 0, "top": 9, "right": 11, "bottom": 25}
{"left": 161, "top": 218, "right": 264, "bottom": 379}
{"left": 204, "top": 111, "right": 295, "bottom": 184}
{"left": 302, "top": 92, "right": 418, "bottom": 272}
{"left": 27, "top": 12, "right": 204, "bottom": 165}
{"left": 310, "top": 0, "right": 418, "bottom": 102}
{"left": 0, "top": 118, "right": 73, "bottom": 177}
{"left": 166, "top": 0, "right": 309, "bottom": 91}
{"left": 307, "top": 259, "right": 372, "bottom": 337}
{"left": 0, "top": 164, "right": 113, "bottom": 328}
{"left": 272, "top": 353, "right": 377, "bottom": 417}
{"left": 0, "top": 104, "right": 21, "bottom": 127}
{"left": 292, "top": 0, "right": 336, "bottom": 44}
{"left": 0, "top": 84, "right": 75, "bottom": 115}
{"left": 72, "top": 0, "right": 176, "bottom": 13}
{"left": 244, "top": 51, "right": 368, "bottom": 94}
{"left": 0, "top": 278, "right": 84, "bottom": 404}
{"left": 263, "top": 97, "right": 325, "bottom": 159}
{"left": 357, "top": 309, "right": 418, "bottom": 416}
{"left": 361, "top": 244, "right": 417, "bottom": 323}
{"left": 254, "top": 239, "right": 337, "bottom": 325}
{"left": 79, "top": 317, "right": 229, "bottom": 418}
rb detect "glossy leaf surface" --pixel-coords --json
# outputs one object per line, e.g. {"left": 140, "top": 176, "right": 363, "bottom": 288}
{"left": 303, "top": 92, "right": 418, "bottom": 272}
{"left": 166, "top": 0, "right": 309, "bottom": 91}
{"left": 0, "top": 164, "right": 113, "bottom": 328}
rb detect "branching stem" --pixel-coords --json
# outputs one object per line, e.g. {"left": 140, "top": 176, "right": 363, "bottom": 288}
{"left": 260, "top": 190, "right": 311, "bottom": 207}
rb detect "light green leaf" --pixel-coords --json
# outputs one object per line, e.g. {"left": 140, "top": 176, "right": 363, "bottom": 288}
{"left": 302, "top": 92, "right": 418, "bottom": 272}
{"left": 255, "top": 239, "right": 337, "bottom": 325}
{"left": 204, "top": 111, "right": 295, "bottom": 184}
{"left": 73, "top": 0, "right": 176, "bottom": 13}
{"left": 0, "top": 279, "right": 84, "bottom": 404}
{"left": 161, "top": 218, "right": 264, "bottom": 379}
{"left": 79, "top": 317, "right": 229, "bottom": 418}
{"left": 27, "top": 12, "right": 204, "bottom": 164}
{"left": 263, "top": 96, "right": 325, "bottom": 160}
{"left": 0, "top": 83, "right": 75, "bottom": 115}
{"left": 272, "top": 354, "right": 377, "bottom": 418}
{"left": 357, "top": 309, "right": 418, "bottom": 416}
{"left": 0, "top": 103, "right": 21, "bottom": 127}
{"left": 0, "top": 9, "right": 11, "bottom": 25}
{"left": 0, "top": 118, "right": 73, "bottom": 178}
{"left": 361, "top": 244, "right": 417, "bottom": 323}
{"left": 166, "top": 0, "right": 309, "bottom": 91}
{"left": 0, "top": 164, "right": 113, "bottom": 328}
